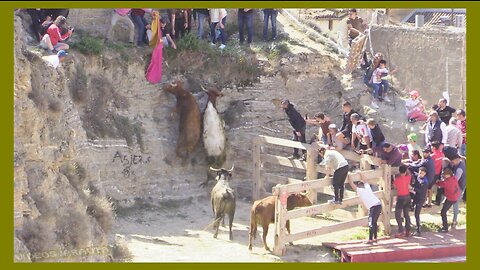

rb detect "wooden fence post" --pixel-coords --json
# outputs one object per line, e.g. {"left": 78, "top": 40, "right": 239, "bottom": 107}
{"left": 381, "top": 164, "right": 392, "bottom": 235}
{"left": 252, "top": 137, "right": 262, "bottom": 201}
{"left": 305, "top": 144, "right": 318, "bottom": 204}
{"left": 273, "top": 186, "right": 287, "bottom": 256}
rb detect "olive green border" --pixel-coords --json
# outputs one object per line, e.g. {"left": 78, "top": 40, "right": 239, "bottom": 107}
{"left": 3, "top": 1, "right": 479, "bottom": 269}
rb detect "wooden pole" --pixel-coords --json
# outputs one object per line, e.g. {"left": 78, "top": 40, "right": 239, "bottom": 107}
{"left": 380, "top": 164, "right": 392, "bottom": 235}
{"left": 252, "top": 137, "right": 262, "bottom": 200}
{"left": 273, "top": 186, "right": 287, "bottom": 256}
{"left": 305, "top": 144, "right": 319, "bottom": 204}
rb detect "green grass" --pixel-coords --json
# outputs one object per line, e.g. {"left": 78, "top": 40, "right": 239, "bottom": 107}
{"left": 71, "top": 35, "right": 104, "bottom": 55}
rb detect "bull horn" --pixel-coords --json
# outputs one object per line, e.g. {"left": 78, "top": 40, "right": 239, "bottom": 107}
{"left": 227, "top": 164, "right": 234, "bottom": 172}
{"left": 201, "top": 85, "right": 208, "bottom": 92}
{"left": 209, "top": 167, "right": 221, "bottom": 172}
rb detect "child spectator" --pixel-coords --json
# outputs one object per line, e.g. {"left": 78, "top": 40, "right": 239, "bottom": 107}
{"left": 306, "top": 112, "right": 331, "bottom": 145}
{"left": 435, "top": 168, "right": 461, "bottom": 233}
{"left": 347, "top": 175, "right": 382, "bottom": 244}
{"left": 366, "top": 118, "right": 385, "bottom": 155}
{"left": 327, "top": 124, "right": 344, "bottom": 150}
{"left": 369, "top": 59, "right": 390, "bottom": 108}
{"left": 40, "top": 15, "right": 73, "bottom": 53}
{"left": 405, "top": 90, "right": 428, "bottom": 123}
{"left": 427, "top": 142, "right": 445, "bottom": 207}
{"left": 394, "top": 165, "right": 412, "bottom": 237}
{"left": 406, "top": 133, "right": 423, "bottom": 159}
{"left": 411, "top": 167, "right": 429, "bottom": 236}
{"left": 450, "top": 155, "right": 466, "bottom": 229}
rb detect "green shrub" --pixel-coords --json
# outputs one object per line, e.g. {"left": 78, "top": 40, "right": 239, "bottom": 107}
{"left": 71, "top": 36, "right": 104, "bottom": 55}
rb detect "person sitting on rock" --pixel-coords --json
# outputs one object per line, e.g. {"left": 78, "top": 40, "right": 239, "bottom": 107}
{"left": 39, "top": 15, "right": 73, "bottom": 54}
{"left": 405, "top": 90, "right": 428, "bottom": 123}
{"left": 369, "top": 60, "right": 390, "bottom": 108}
{"left": 41, "top": 49, "right": 68, "bottom": 69}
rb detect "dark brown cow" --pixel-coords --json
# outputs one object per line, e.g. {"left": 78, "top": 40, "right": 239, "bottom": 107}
{"left": 248, "top": 193, "right": 312, "bottom": 251}
{"left": 163, "top": 80, "right": 201, "bottom": 159}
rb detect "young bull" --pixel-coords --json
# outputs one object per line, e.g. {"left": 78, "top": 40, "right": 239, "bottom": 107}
{"left": 248, "top": 193, "right": 312, "bottom": 251}
{"left": 210, "top": 165, "right": 236, "bottom": 240}
{"left": 163, "top": 80, "right": 201, "bottom": 159}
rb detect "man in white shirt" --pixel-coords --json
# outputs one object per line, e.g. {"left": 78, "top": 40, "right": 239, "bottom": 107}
{"left": 350, "top": 113, "right": 372, "bottom": 152}
{"left": 319, "top": 147, "right": 349, "bottom": 204}
{"left": 445, "top": 118, "right": 463, "bottom": 150}
{"left": 41, "top": 50, "right": 68, "bottom": 69}
{"left": 347, "top": 175, "right": 382, "bottom": 244}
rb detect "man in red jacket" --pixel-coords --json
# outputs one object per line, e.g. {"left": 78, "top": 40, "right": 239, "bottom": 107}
{"left": 436, "top": 168, "right": 461, "bottom": 233}
{"left": 40, "top": 15, "right": 73, "bottom": 53}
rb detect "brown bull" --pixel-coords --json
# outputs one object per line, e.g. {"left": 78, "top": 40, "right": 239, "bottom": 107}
{"left": 163, "top": 80, "right": 201, "bottom": 159}
{"left": 248, "top": 193, "right": 312, "bottom": 251}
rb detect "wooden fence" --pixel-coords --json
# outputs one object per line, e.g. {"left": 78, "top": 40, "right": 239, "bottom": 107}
{"left": 251, "top": 135, "right": 395, "bottom": 256}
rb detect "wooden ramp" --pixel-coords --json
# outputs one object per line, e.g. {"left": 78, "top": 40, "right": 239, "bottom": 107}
{"left": 323, "top": 229, "right": 466, "bottom": 262}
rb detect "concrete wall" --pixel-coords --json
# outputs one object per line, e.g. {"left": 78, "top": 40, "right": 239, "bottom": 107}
{"left": 369, "top": 24, "right": 466, "bottom": 110}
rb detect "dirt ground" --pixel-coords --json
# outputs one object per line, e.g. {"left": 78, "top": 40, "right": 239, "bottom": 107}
{"left": 112, "top": 192, "right": 466, "bottom": 262}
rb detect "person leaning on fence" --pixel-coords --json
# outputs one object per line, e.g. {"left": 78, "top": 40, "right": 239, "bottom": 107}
{"left": 281, "top": 99, "right": 307, "bottom": 161}
{"left": 347, "top": 174, "right": 382, "bottom": 244}
{"left": 393, "top": 164, "right": 413, "bottom": 238}
{"left": 319, "top": 147, "right": 349, "bottom": 205}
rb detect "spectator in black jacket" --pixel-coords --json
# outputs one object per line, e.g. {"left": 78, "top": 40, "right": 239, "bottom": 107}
{"left": 282, "top": 99, "right": 307, "bottom": 160}
{"left": 336, "top": 101, "right": 360, "bottom": 148}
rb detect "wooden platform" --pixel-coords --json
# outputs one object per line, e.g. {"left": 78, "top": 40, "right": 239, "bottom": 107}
{"left": 323, "top": 228, "right": 466, "bottom": 262}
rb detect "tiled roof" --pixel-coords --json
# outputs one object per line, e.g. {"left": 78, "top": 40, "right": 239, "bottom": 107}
{"left": 402, "top": 9, "right": 466, "bottom": 27}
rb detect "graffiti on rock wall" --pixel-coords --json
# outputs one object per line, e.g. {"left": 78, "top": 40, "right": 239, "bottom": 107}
{"left": 112, "top": 151, "right": 152, "bottom": 177}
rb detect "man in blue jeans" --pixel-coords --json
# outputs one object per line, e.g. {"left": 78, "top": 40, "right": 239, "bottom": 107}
{"left": 238, "top": 9, "right": 254, "bottom": 44}
{"left": 193, "top": 9, "right": 209, "bottom": 39}
{"left": 263, "top": 9, "right": 278, "bottom": 41}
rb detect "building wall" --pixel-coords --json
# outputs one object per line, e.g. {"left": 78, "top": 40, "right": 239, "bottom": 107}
{"left": 369, "top": 24, "right": 466, "bottom": 110}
